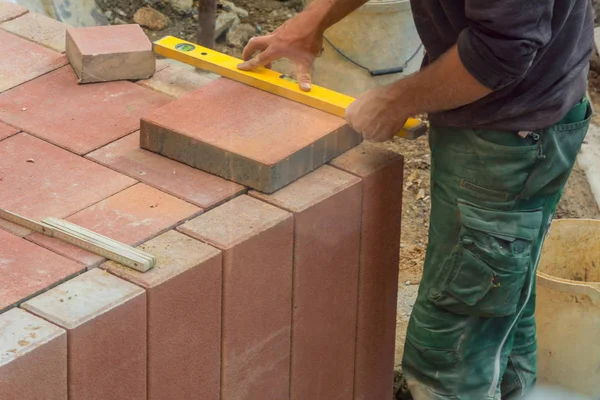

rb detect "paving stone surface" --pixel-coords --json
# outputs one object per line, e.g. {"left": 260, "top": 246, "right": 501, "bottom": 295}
{"left": 138, "top": 61, "right": 218, "bottom": 98}
{"left": 141, "top": 78, "right": 361, "bottom": 193}
{"left": 0, "top": 308, "right": 67, "bottom": 400}
{"left": 66, "top": 24, "right": 155, "bottom": 83}
{"left": 0, "top": 1, "right": 27, "bottom": 23}
{"left": 0, "top": 66, "right": 171, "bottom": 154}
{"left": 0, "top": 30, "right": 67, "bottom": 93}
{"left": 27, "top": 183, "right": 202, "bottom": 267}
{"left": 0, "top": 121, "right": 17, "bottom": 141}
{"left": 87, "top": 131, "right": 245, "bottom": 209}
{"left": 0, "top": 229, "right": 83, "bottom": 312}
{"left": 1, "top": 12, "right": 67, "bottom": 52}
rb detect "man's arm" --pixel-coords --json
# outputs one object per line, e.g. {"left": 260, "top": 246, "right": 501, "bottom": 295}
{"left": 237, "top": 0, "right": 367, "bottom": 91}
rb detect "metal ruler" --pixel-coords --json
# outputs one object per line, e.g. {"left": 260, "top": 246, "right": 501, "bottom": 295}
{"left": 0, "top": 208, "right": 155, "bottom": 272}
{"left": 153, "top": 36, "right": 427, "bottom": 140}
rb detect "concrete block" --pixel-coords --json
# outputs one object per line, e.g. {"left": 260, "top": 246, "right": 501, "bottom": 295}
{"left": 0, "top": 229, "right": 83, "bottom": 312}
{"left": 66, "top": 25, "right": 155, "bottom": 83}
{"left": 102, "top": 230, "right": 222, "bottom": 400}
{"left": 138, "top": 61, "right": 219, "bottom": 97}
{"left": 0, "top": 30, "right": 67, "bottom": 93}
{"left": 1, "top": 12, "right": 67, "bottom": 53}
{"left": 0, "top": 121, "right": 17, "bottom": 141}
{"left": 331, "top": 142, "right": 404, "bottom": 400}
{"left": 0, "top": 308, "right": 67, "bottom": 399}
{"left": 251, "top": 165, "right": 362, "bottom": 400}
{"left": 0, "top": 1, "right": 27, "bottom": 23}
{"left": 22, "top": 268, "right": 147, "bottom": 400}
{"left": 27, "top": 183, "right": 201, "bottom": 268}
{"left": 140, "top": 78, "right": 361, "bottom": 193}
{"left": 87, "top": 131, "right": 245, "bottom": 209}
{"left": 0, "top": 66, "right": 171, "bottom": 154}
{"left": 178, "top": 195, "right": 293, "bottom": 400}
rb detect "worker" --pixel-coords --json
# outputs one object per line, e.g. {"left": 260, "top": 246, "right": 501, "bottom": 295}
{"left": 238, "top": 0, "right": 594, "bottom": 399}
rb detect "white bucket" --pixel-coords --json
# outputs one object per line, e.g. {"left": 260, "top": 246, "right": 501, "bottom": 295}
{"left": 309, "top": 0, "right": 423, "bottom": 97}
{"left": 536, "top": 219, "right": 600, "bottom": 397}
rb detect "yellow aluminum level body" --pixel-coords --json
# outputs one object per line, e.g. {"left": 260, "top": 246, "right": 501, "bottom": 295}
{"left": 153, "top": 36, "right": 427, "bottom": 140}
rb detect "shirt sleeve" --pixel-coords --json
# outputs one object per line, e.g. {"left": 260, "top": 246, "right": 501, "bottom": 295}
{"left": 458, "top": 0, "right": 555, "bottom": 90}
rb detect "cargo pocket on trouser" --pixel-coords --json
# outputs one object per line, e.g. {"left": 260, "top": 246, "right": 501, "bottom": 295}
{"left": 430, "top": 201, "right": 544, "bottom": 317}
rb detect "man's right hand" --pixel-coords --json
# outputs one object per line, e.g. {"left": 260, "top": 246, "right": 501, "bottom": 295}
{"left": 237, "top": 10, "right": 325, "bottom": 92}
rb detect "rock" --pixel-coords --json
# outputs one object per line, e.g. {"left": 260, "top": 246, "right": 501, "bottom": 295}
{"left": 219, "top": 0, "right": 249, "bottom": 18}
{"left": 170, "top": 0, "right": 193, "bottom": 14}
{"left": 134, "top": 7, "right": 169, "bottom": 31}
{"left": 214, "top": 12, "right": 239, "bottom": 39}
{"left": 115, "top": 8, "right": 128, "bottom": 17}
{"left": 114, "top": 17, "right": 129, "bottom": 25}
{"left": 104, "top": 10, "right": 113, "bottom": 19}
{"left": 226, "top": 23, "right": 255, "bottom": 48}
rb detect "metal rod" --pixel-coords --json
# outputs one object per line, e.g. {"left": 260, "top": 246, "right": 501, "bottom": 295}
{"left": 197, "top": 0, "right": 217, "bottom": 49}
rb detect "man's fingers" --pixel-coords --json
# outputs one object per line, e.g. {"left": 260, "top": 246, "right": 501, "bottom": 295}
{"left": 238, "top": 48, "right": 279, "bottom": 71}
{"left": 296, "top": 63, "right": 313, "bottom": 92}
{"left": 241, "top": 36, "right": 269, "bottom": 61}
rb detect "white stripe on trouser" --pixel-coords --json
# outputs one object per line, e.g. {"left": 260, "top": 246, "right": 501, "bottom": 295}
{"left": 487, "top": 216, "right": 551, "bottom": 397}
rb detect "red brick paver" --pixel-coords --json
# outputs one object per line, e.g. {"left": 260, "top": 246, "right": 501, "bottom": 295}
{"left": 0, "top": 308, "right": 67, "bottom": 400}
{"left": 103, "top": 230, "right": 222, "bottom": 400}
{"left": 1, "top": 12, "right": 67, "bottom": 53}
{"left": 251, "top": 165, "right": 362, "bottom": 400}
{"left": 0, "top": 66, "right": 171, "bottom": 154}
{"left": 87, "top": 131, "right": 245, "bottom": 209}
{"left": 22, "top": 268, "right": 147, "bottom": 400}
{"left": 0, "top": 121, "right": 17, "bottom": 141}
{"left": 0, "top": 133, "right": 135, "bottom": 236}
{"left": 0, "top": 30, "right": 67, "bottom": 93}
{"left": 141, "top": 78, "right": 361, "bottom": 192}
{"left": 66, "top": 25, "right": 155, "bottom": 83}
{"left": 27, "top": 183, "right": 201, "bottom": 267}
{"left": 138, "top": 61, "right": 218, "bottom": 97}
{"left": 0, "top": 229, "right": 83, "bottom": 312}
{"left": 0, "top": 1, "right": 27, "bottom": 23}
{"left": 331, "top": 142, "right": 404, "bottom": 400}
{"left": 179, "top": 195, "right": 293, "bottom": 400}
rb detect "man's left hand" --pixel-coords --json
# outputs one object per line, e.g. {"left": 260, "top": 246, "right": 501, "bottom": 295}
{"left": 345, "top": 84, "right": 410, "bottom": 143}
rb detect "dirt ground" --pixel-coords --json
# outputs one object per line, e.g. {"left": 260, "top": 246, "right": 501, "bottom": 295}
{"left": 95, "top": 2, "right": 600, "bottom": 399}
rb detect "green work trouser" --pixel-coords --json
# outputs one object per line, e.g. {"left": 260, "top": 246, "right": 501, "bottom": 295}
{"left": 402, "top": 100, "right": 592, "bottom": 400}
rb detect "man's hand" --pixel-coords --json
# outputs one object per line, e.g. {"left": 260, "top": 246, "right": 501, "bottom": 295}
{"left": 237, "top": 12, "right": 324, "bottom": 92}
{"left": 346, "top": 84, "right": 409, "bottom": 142}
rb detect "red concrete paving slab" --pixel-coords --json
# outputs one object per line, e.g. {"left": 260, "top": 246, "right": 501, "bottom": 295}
{"left": 1, "top": 12, "right": 67, "bottom": 52}
{"left": 87, "top": 131, "right": 245, "bottom": 209}
{"left": 0, "top": 121, "right": 17, "bottom": 141}
{"left": 0, "top": 66, "right": 171, "bottom": 154}
{"left": 66, "top": 25, "right": 154, "bottom": 83}
{"left": 27, "top": 183, "right": 202, "bottom": 268}
{"left": 331, "top": 142, "right": 404, "bottom": 400}
{"left": 251, "top": 165, "right": 362, "bottom": 400}
{"left": 140, "top": 78, "right": 361, "bottom": 193}
{"left": 138, "top": 60, "right": 218, "bottom": 97}
{"left": 178, "top": 195, "right": 293, "bottom": 400}
{"left": 22, "top": 268, "right": 146, "bottom": 400}
{"left": 0, "top": 229, "right": 83, "bottom": 313}
{"left": 0, "top": 1, "right": 27, "bottom": 23}
{"left": 0, "top": 30, "right": 67, "bottom": 93}
{"left": 102, "top": 230, "right": 222, "bottom": 400}
{"left": 0, "top": 133, "right": 135, "bottom": 235}
{"left": 0, "top": 308, "right": 67, "bottom": 400}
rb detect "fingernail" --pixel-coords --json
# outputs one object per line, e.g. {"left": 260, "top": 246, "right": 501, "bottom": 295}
{"left": 237, "top": 63, "right": 248, "bottom": 70}
{"left": 300, "top": 82, "right": 311, "bottom": 92}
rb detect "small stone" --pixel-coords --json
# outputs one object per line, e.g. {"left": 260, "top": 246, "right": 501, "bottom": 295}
{"left": 219, "top": 0, "right": 249, "bottom": 18}
{"left": 226, "top": 23, "right": 256, "bottom": 48}
{"left": 170, "top": 0, "right": 194, "bottom": 14}
{"left": 26, "top": 158, "right": 35, "bottom": 163}
{"left": 115, "top": 8, "right": 128, "bottom": 17}
{"left": 134, "top": 7, "right": 170, "bottom": 31}
{"left": 104, "top": 10, "right": 113, "bottom": 19}
{"left": 404, "top": 281, "right": 411, "bottom": 285}
{"left": 114, "top": 17, "right": 129, "bottom": 25}
{"left": 214, "top": 12, "right": 239, "bottom": 39}
{"left": 21, "top": 108, "right": 27, "bottom": 111}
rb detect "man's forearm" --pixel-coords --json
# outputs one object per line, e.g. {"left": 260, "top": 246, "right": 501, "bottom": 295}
{"left": 389, "top": 45, "right": 493, "bottom": 116}
{"left": 304, "top": 0, "right": 368, "bottom": 32}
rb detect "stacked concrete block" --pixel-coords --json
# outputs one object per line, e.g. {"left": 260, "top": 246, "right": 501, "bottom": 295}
{"left": 66, "top": 24, "right": 155, "bottom": 83}
{"left": 22, "top": 269, "right": 147, "bottom": 400}
{"left": 1, "top": 12, "right": 67, "bottom": 52}
{"left": 0, "top": 308, "right": 67, "bottom": 399}
{"left": 252, "top": 165, "right": 363, "bottom": 400}
{"left": 331, "top": 142, "right": 404, "bottom": 400}
{"left": 179, "top": 195, "right": 294, "bottom": 400}
{"left": 102, "top": 231, "right": 223, "bottom": 400}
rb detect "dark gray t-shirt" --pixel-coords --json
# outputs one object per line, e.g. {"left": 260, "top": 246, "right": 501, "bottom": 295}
{"left": 410, "top": 0, "right": 595, "bottom": 130}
